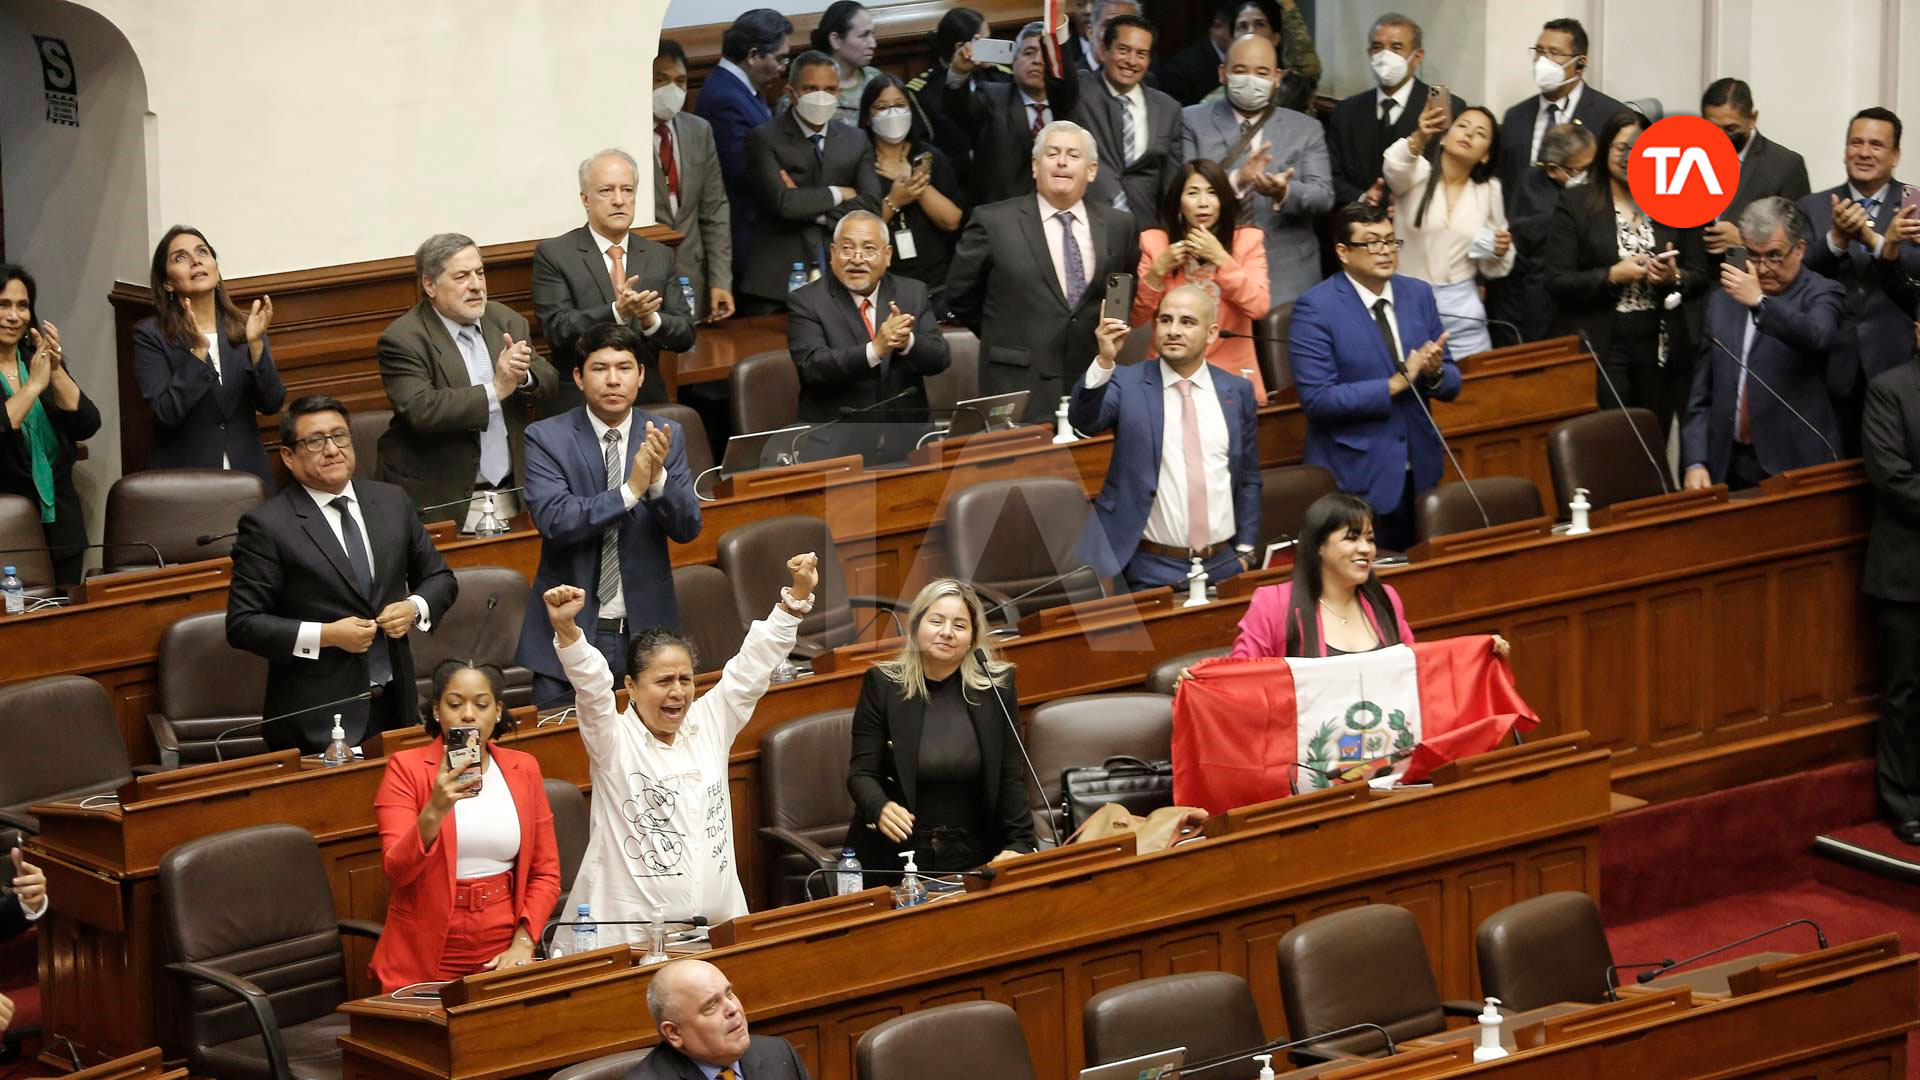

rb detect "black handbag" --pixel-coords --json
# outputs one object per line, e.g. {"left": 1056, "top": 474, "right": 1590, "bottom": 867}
{"left": 1058, "top": 756, "right": 1176, "bottom": 829}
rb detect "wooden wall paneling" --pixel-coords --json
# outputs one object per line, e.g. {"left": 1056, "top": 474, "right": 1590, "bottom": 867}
{"left": 1005, "top": 970, "right": 1071, "bottom": 1079}
{"left": 1384, "top": 880, "right": 1450, "bottom": 991}
{"left": 1646, "top": 587, "right": 1708, "bottom": 748}
{"left": 1776, "top": 560, "right": 1843, "bottom": 718}
{"left": 1846, "top": 593, "right": 1880, "bottom": 712}
{"left": 1578, "top": 601, "right": 1642, "bottom": 759}
{"left": 1458, "top": 863, "right": 1518, "bottom": 998}
{"left": 1505, "top": 614, "right": 1574, "bottom": 741}
{"left": 1527, "top": 844, "right": 1598, "bottom": 897}
{"left": 1711, "top": 574, "right": 1772, "bottom": 732}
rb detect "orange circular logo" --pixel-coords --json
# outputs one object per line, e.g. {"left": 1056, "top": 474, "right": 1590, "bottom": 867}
{"left": 1626, "top": 116, "right": 1741, "bottom": 228}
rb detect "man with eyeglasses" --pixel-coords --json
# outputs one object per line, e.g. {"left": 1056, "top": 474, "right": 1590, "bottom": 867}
{"left": 228, "top": 394, "right": 458, "bottom": 753}
{"left": 787, "top": 210, "right": 949, "bottom": 463}
{"left": 1289, "top": 201, "right": 1460, "bottom": 551}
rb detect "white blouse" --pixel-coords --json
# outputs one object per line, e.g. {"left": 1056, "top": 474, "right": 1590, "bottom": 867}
{"left": 1381, "top": 136, "right": 1517, "bottom": 287}
{"left": 452, "top": 755, "right": 521, "bottom": 878}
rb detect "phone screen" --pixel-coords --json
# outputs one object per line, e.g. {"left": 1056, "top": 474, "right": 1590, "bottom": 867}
{"left": 1100, "top": 273, "right": 1136, "bottom": 324}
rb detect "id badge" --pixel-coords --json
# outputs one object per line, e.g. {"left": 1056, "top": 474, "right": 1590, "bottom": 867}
{"left": 894, "top": 226, "right": 918, "bottom": 261}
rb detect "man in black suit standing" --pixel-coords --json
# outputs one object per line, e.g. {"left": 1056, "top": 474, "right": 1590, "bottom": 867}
{"left": 228, "top": 396, "right": 458, "bottom": 752}
{"left": 788, "top": 210, "right": 950, "bottom": 462}
{"left": 533, "top": 149, "right": 696, "bottom": 410}
{"left": 1699, "top": 79, "right": 1810, "bottom": 261}
{"left": 947, "top": 120, "right": 1140, "bottom": 422}
{"left": 1325, "top": 13, "right": 1466, "bottom": 207}
{"left": 1072, "top": 14, "right": 1183, "bottom": 227}
{"left": 628, "top": 959, "right": 812, "bottom": 1080}
{"left": 1151, "top": 3, "right": 1231, "bottom": 107}
{"left": 1865, "top": 306, "right": 1920, "bottom": 845}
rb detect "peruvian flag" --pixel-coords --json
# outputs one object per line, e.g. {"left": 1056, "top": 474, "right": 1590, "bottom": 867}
{"left": 1042, "top": 0, "right": 1068, "bottom": 80}
{"left": 1171, "top": 638, "right": 1538, "bottom": 815}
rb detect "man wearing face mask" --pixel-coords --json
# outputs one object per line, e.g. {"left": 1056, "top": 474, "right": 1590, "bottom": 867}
{"left": 740, "top": 50, "right": 879, "bottom": 314}
{"left": 1071, "top": 13, "right": 1184, "bottom": 227}
{"left": 1325, "top": 13, "right": 1466, "bottom": 207}
{"left": 1699, "top": 79, "right": 1810, "bottom": 262}
{"left": 1180, "top": 32, "right": 1333, "bottom": 307}
{"left": 694, "top": 10, "right": 792, "bottom": 298}
{"left": 652, "top": 41, "right": 733, "bottom": 325}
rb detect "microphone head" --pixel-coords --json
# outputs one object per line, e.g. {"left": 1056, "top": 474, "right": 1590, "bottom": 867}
{"left": 485, "top": 594, "right": 499, "bottom": 610}
{"left": 978, "top": 865, "right": 998, "bottom": 881}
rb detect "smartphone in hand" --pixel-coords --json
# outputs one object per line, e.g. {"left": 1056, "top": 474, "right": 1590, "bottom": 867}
{"left": 1100, "top": 273, "right": 1136, "bottom": 325}
{"left": 1429, "top": 84, "right": 1452, "bottom": 127}
{"left": 446, "top": 726, "right": 482, "bottom": 789}
{"left": 970, "top": 37, "right": 1017, "bottom": 65}
{"left": 1724, "top": 245, "right": 1748, "bottom": 273}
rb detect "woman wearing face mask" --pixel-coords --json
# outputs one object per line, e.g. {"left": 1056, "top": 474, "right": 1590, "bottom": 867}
{"left": 542, "top": 553, "right": 818, "bottom": 936}
{"left": 0, "top": 264, "right": 101, "bottom": 588}
{"left": 371, "top": 660, "right": 561, "bottom": 992}
{"left": 812, "top": 0, "right": 882, "bottom": 126}
{"left": 1381, "top": 102, "right": 1514, "bottom": 357}
{"left": 132, "top": 226, "right": 286, "bottom": 487}
{"left": 846, "top": 579, "right": 1038, "bottom": 885}
{"left": 855, "top": 74, "right": 966, "bottom": 311}
{"left": 1134, "top": 159, "right": 1270, "bottom": 398}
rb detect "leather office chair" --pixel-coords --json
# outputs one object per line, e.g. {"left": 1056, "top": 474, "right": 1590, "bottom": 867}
{"left": 759, "top": 708, "right": 856, "bottom": 905}
{"left": 1025, "top": 694, "right": 1173, "bottom": 841}
{"left": 543, "top": 778, "right": 590, "bottom": 921}
{"left": 1260, "top": 465, "right": 1336, "bottom": 548}
{"left": 349, "top": 409, "right": 392, "bottom": 483}
{"left": 0, "top": 493, "right": 59, "bottom": 597}
{"left": 0, "top": 675, "right": 134, "bottom": 832}
{"left": 1083, "top": 972, "right": 1266, "bottom": 1067}
{"left": 149, "top": 611, "right": 271, "bottom": 767}
{"left": 549, "top": 1049, "right": 651, "bottom": 1080}
{"left": 409, "top": 566, "right": 534, "bottom": 710}
{"left": 856, "top": 1000, "right": 1036, "bottom": 1080}
{"left": 1257, "top": 302, "right": 1295, "bottom": 399}
{"left": 926, "top": 329, "right": 981, "bottom": 412}
{"left": 1546, "top": 408, "right": 1670, "bottom": 515}
{"left": 729, "top": 350, "right": 800, "bottom": 435}
{"left": 158, "top": 823, "right": 382, "bottom": 1080}
{"left": 1414, "top": 477, "right": 1545, "bottom": 543}
{"left": 944, "top": 477, "right": 1101, "bottom": 624}
{"left": 1275, "top": 904, "right": 1478, "bottom": 1059}
{"left": 101, "top": 468, "right": 267, "bottom": 571}
{"left": 650, "top": 402, "right": 716, "bottom": 482}
{"left": 1475, "top": 892, "right": 1615, "bottom": 1010}
{"left": 1145, "top": 647, "right": 1230, "bottom": 695}
{"left": 715, "top": 515, "right": 903, "bottom": 659}
{"left": 672, "top": 565, "right": 747, "bottom": 675}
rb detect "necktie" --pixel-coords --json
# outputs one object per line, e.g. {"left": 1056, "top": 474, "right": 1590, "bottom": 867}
{"left": 859, "top": 298, "right": 876, "bottom": 339}
{"left": 598, "top": 429, "right": 623, "bottom": 607}
{"left": 607, "top": 243, "right": 625, "bottom": 298}
{"left": 1736, "top": 315, "right": 1755, "bottom": 444}
{"left": 718, "top": 1070, "right": 734, "bottom": 1080}
{"left": 1113, "top": 93, "right": 1137, "bottom": 164}
{"left": 331, "top": 496, "right": 391, "bottom": 686}
{"left": 458, "top": 327, "right": 510, "bottom": 485}
{"left": 1056, "top": 211, "right": 1087, "bottom": 308}
{"left": 1174, "top": 380, "right": 1211, "bottom": 553}
{"left": 657, "top": 121, "right": 680, "bottom": 201}
{"left": 1378, "top": 96, "right": 1395, "bottom": 142}
{"left": 810, "top": 132, "right": 826, "bottom": 162}
{"left": 1030, "top": 102, "right": 1047, "bottom": 135}
{"left": 1371, "top": 298, "right": 1401, "bottom": 370}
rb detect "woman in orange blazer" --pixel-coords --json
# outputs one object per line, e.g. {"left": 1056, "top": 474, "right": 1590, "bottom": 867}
{"left": 1133, "top": 158, "right": 1272, "bottom": 400}
{"left": 371, "top": 660, "right": 561, "bottom": 991}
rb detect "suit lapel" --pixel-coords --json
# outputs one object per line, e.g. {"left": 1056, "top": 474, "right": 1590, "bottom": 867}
{"left": 895, "top": 698, "right": 924, "bottom": 809}
{"left": 1213, "top": 376, "right": 1242, "bottom": 464}
{"left": 1143, "top": 363, "right": 1165, "bottom": 469}
{"left": 420, "top": 303, "right": 479, "bottom": 390}
{"left": 832, "top": 277, "right": 872, "bottom": 350}
{"left": 292, "top": 487, "right": 365, "bottom": 602}
{"left": 574, "top": 409, "right": 609, "bottom": 493}
{"left": 359, "top": 486, "right": 399, "bottom": 598}
{"left": 214, "top": 334, "right": 242, "bottom": 413}
{"left": 1020, "top": 202, "right": 1071, "bottom": 310}
{"left": 1334, "top": 275, "right": 1393, "bottom": 369}
{"left": 577, "top": 228, "right": 615, "bottom": 305}
{"left": 654, "top": 122, "right": 673, "bottom": 218}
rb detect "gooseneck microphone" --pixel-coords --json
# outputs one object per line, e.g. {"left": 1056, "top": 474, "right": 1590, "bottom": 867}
{"left": 465, "top": 594, "right": 500, "bottom": 667}
{"left": 978, "top": 564, "right": 1101, "bottom": 625}
{"left": 789, "top": 387, "right": 919, "bottom": 460}
{"left": 196, "top": 530, "right": 240, "bottom": 546}
{"left": 1173, "top": 1022, "right": 1399, "bottom": 1075}
{"left": 1573, "top": 328, "right": 1674, "bottom": 494}
{"left": 1432, "top": 311, "right": 1526, "bottom": 352}
{"left": 801, "top": 864, "right": 998, "bottom": 901}
{"left": 212, "top": 689, "right": 375, "bottom": 761}
{"left": 1704, "top": 335, "right": 1841, "bottom": 464}
{"left": 1367, "top": 328, "right": 1490, "bottom": 530}
{"left": 0, "top": 540, "right": 168, "bottom": 572}
{"left": 975, "top": 647, "right": 1064, "bottom": 850}
{"left": 1633, "top": 918, "right": 1827, "bottom": 985}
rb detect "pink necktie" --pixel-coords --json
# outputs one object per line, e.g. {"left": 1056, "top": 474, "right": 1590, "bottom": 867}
{"left": 1174, "top": 380, "right": 1210, "bottom": 553}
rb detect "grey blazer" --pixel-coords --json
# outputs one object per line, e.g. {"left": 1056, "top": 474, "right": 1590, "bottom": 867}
{"left": 530, "top": 225, "right": 696, "bottom": 408}
{"left": 1181, "top": 98, "right": 1335, "bottom": 306}
{"left": 654, "top": 111, "right": 733, "bottom": 317}
{"left": 1072, "top": 71, "right": 1185, "bottom": 228}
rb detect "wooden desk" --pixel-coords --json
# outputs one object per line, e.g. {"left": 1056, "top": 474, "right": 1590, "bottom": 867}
{"left": 658, "top": 314, "right": 785, "bottom": 398}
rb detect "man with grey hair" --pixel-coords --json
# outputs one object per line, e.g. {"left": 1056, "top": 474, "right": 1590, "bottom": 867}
{"left": 626, "top": 959, "right": 811, "bottom": 1080}
{"left": 1326, "top": 13, "right": 1465, "bottom": 206}
{"left": 532, "top": 148, "right": 695, "bottom": 408}
{"left": 1682, "top": 195, "right": 1846, "bottom": 491}
{"left": 375, "top": 232, "right": 559, "bottom": 517}
{"left": 922, "top": 20, "right": 1082, "bottom": 205}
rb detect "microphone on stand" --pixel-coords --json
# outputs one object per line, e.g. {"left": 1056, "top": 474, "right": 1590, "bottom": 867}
{"left": 802, "top": 864, "right": 998, "bottom": 901}
{"left": 1703, "top": 335, "right": 1841, "bottom": 464}
{"left": 465, "top": 594, "right": 501, "bottom": 667}
{"left": 1172, "top": 1022, "right": 1399, "bottom": 1075}
{"left": 413, "top": 487, "right": 528, "bottom": 525}
{"left": 1367, "top": 331, "right": 1490, "bottom": 530}
{"left": 975, "top": 647, "right": 1064, "bottom": 850}
{"left": 789, "top": 388, "right": 919, "bottom": 461}
{"left": 212, "top": 689, "right": 375, "bottom": 761}
{"left": 1572, "top": 328, "right": 1674, "bottom": 494}
{"left": 0, "top": 540, "right": 168, "bottom": 573}
{"left": 196, "top": 530, "right": 240, "bottom": 546}
{"left": 978, "top": 564, "right": 1102, "bottom": 627}
{"left": 1633, "top": 918, "right": 1827, "bottom": 985}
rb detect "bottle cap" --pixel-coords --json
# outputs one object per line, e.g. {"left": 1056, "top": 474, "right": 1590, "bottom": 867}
{"left": 329, "top": 713, "right": 345, "bottom": 739}
{"left": 3, "top": 566, "right": 15, "bottom": 576}
{"left": 1480, "top": 996, "right": 1503, "bottom": 1020}
{"left": 901, "top": 849, "right": 917, "bottom": 873}
{"left": 577, "top": 902, "right": 591, "bottom": 915}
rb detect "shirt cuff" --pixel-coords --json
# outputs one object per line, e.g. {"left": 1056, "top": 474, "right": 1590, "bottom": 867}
{"left": 830, "top": 188, "right": 846, "bottom": 207}
{"left": 621, "top": 481, "right": 642, "bottom": 510}
{"left": 295, "top": 621, "right": 322, "bottom": 659}
{"left": 410, "top": 595, "right": 432, "bottom": 632}
{"left": 20, "top": 894, "right": 46, "bottom": 921}
{"left": 1084, "top": 361, "right": 1116, "bottom": 389}
{"left": 641, "top": 312, "right": 662, "bottom": 337}
{"left": 645, "top": 471, "right": 668, "bottom": 499}
{"left": 610, "top": 302, "right": 625, "bottom": 326}
{"left": 484, "top": 382, "right": 501, "bottom": 413}
{"left": 866, "top": 341, "right": 882, "bottom": 367}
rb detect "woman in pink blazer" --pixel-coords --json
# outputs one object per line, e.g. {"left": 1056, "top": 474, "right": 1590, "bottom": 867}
{"left": 1133, "top": 159, "right": 1271, "bottom": 400}
{"left": 1231, "top": 493, "right": 1413, "bottom": 658}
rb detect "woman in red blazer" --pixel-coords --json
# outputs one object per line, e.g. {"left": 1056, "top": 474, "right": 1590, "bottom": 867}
{"left": 371, "top": 661, "right": 561, "bottom": 991}
{"left": 1133, "top": 158, "right": 1272, "bottom": 399}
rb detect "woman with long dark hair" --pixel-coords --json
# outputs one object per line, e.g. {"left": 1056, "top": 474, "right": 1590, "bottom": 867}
{"left": 1134, "top": 158, "right": 1271, "bottom": 398}
{"left": 909, "top": 7, "right": 1008, "bottom": 172}
{"left": 0, "top": 264, "right": 101, "bottom": 587}
{"left": 855, "top": 73, "right": 967, "bottom": 309}
{"left": 813, "top": 0, "right": 882, "bottom": 125}
{"left": 1229, "top": 494, "right": 1411, "bottom": 657}
{"left": 1382, "top": 101, "right": 1513, "bottom": 356}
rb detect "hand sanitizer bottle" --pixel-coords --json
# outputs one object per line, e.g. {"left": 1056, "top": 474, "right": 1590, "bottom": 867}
{"left": 319, "top": 715, "right": 353, "bottom": 767}
{"left": 1567, "top": 487, "right": 1592, "bottom": 535}
{"left": 1182, "top": 556, "right": 1209, "bottom": 607}
{"left": 642, "top": 904, "right": 669, "bottom": 965}
{"left": 1474, "top": 996, "right": 1509, "bottom": 1062}
{"left": 894, "top": 850, "right": 928, "bottom": 908}
{"left": 1052, "top": 395, "right": 1077, "bottom": 443}
{"left": 1252, "top": 1054, "right": 1274, "bottom": 1080}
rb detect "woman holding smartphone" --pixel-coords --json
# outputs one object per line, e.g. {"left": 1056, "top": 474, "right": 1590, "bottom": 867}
{"left": 1132, "top": 158, "right": 1271, "bottom": 398}
{"left": 856, "top": 74, "right": 967, "bottom": 313}
{"left": 371, "top": 660, "right": 561, "bottom": 992}
{"left": 1382, "top": 98, "right": 1513, "bottom": 357}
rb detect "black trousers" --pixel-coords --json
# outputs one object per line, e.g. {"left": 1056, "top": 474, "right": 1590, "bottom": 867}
{"left": 1878, "top": 599, "right": 1920, "bottom": 824}
{"left": 1598, "top": 309, "right": 1671, "bottom": 432}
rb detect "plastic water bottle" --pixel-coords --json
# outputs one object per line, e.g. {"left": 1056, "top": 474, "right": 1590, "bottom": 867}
{"left": 787, "top": 262, "right": 809, "bottom": 292}
{"left": 1, "top": 567, "right": 22, "bottom": 615}
{"left": 678, "top": 275, "right": 698, "bottom": 318}
{"left": 642, "top": 904, "right": 669, "bottom": 965}
{"left": 835, "top": 847, "right": 863, "bottom": 895}
{"left": 571, "top": 903, "right": 597, "bottom": 953}
{"left": 319, "top": 715, "right": 353, "bottom": 767}
{"left": 893, "top": 850, "right": 928, "bottom": 908}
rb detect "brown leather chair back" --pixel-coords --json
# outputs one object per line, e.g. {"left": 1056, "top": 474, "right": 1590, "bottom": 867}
{"left": 729, "top": 350, "right": 801, "bottom": 435}
{"left": 1084, "top": 972, "right": 1266, "bottom": 1066}
{"left": 945, "top": 478, "right": 1099, "bottom": 620}
{"left": 1258, "top": 302, "right": 1295, "bottom": 398}
{"left": 1276, "top": 904, "right": 1446, "bottom": 1055}
{"left": 759, "top": 708, "right": 856, "bottom": 905}
{"left": 1475, "top": 891, "right": 1615, "bottom": 1010}
{"left": 856, "top": 1000, "right": 1037, "bottom": 1080}
{"left": 672, "top": 565, "right": 747, "bottom": 675}
{"left": 1414, "top": 477, "right": 1545, "bottom": 542}
{"left": 549, "top": 1049, "right": 652, "bottom": 1080}
{"left": 1261, "top": 465, "right": 1336, "bottom": 546}
{"left": 409, "top": 566, "right": 534, "bottom": 710}
{"left": 715, "top": 515, "right": 855, "bottom": 657}
{"left": 650, "top": 403, "right": 715, "bottom": 481}
{"left": 0, "top": 675, "right": 133, "bottom": 833}
{"left": 103, "top": 468, "right": 268, "bottom": 570}
{"left": 1145, "top": 647, "right": 1230, "bottom": 695}
{"left": 152, "top": 611, "right": 271, "bottom": 766}
{"left": 158, "top": 824, "right": 348, "bottom": 1062}
{"left": 543, "top": 778, "right": 590, "bottom": 920}
{"left": 1026, "top": 694, "right": 1173, "bottom": 837}
{"left": 350, "top": 409, "right": 392, "bottom": 483}
{"left": 0, "top": 493, "right": 57, "bottom": 594}
{"left": 926, "top": 329, "right": 981, "bottom": 411}
{"left": 1546, "top": 408, "right": 1669, "bottom": 514}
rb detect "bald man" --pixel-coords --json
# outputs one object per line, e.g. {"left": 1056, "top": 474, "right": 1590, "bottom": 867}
{"left": 627, "top": 959, "right": 812, "bottom": 1080}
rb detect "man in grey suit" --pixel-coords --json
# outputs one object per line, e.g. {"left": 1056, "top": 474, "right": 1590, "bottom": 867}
{"left": 1071, "top": 14, "right": 1183, "bottom": 226}
{"left": 376, "top": 233, "right": 560, "bottom": 518}
{"left": 947, "top": 121, "right": 1140, "bottom": 422}
{"left": 1180, "top": 33, "right": 1334, "bottom": 307}
{"left": 654, "top": 40, "right": 734, "bottom": 323}
{"left": 1700, "top": 78, "right": 1811, "bottom": 261}
{"left": 532, "top": 149, "right": 697, "bottom": 409}
{"left": 624, "top": 959, "right": 812, "bottom": 1080}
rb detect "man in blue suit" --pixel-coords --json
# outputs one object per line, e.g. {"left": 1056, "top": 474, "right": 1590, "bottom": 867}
{"left": 1291, "top": 201, "right": 1460, "bottom": 551}
{"left": 1071, "top": 284, "right": 1262, "bottom": 591}
{"left": 693, "top": 9, "right": 791, "bottom": 301}
{"left": 1682, "top": 197, "right": 1845, "bottom": 491}
{"left": 516, "top": 322, "right": 702, "bottom": 706}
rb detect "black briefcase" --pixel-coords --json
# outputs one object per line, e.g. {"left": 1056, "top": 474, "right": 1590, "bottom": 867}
{"left": 1058, "top": 756, "right": 1175, "bottom": 829}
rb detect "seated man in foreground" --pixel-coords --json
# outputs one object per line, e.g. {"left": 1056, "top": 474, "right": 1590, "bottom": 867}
{"left": 629, "top": 958, "right": 812, "bottom": 1079}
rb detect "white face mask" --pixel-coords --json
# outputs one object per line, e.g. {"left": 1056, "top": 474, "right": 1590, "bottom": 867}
{"left": 652, "top": 83, "right": 686, "bottom": 123}
{"left": 794, "top": 90, "right": 840, "bottom": 128}
{"left": 1225, "top": 73, "right": 1274, "bottom": 113}
{"left": 1368, "top": 49, "right": 1409, "bottom": 90}
{"left": 1564, "top": 170, "right": 1589, "bottom": 188}
{"left": 1533, "top": 54, "right": 1576, "bottom": 93}
{"left": 872, "top": 107, "right": 913, "bottom": 143}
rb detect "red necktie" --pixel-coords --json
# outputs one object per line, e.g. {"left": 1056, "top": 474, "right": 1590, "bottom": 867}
{"left": 1031, "top": 103, "right": 1047, "bottom": 135}
{"left": 657, "top": 121, "right": 680, "bottom": 200}
{"left": 860, "top": 298, "right": 876, "bottom": 340}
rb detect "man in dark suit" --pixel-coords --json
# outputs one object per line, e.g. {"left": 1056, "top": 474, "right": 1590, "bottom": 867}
{"left": 1325, "top": 13, "right": 1466, "bottom": 206}
{"left": 516, "top": 323, "right": 701, "bottom": 707}
{"left": 228, "top": 396, "right": 458, "bottom": 752}
{"left": 788, "top": 210, "right": 950, "bottom": 462}
{"left": 377, "top": 233, "right": 560, "bottom": 521}
{"left": 0, "top": 844, "right": 45, "bottom": 1030}
{"left": 1291, "top": 203, "right": 1461, "bottom": 551}
{"left": 655, "top": 40, "right": 734, "bottom": 324}
{"left": 1072, "top": 285, "right": 1261, "bottom": 591}
{"left": 692, "top": 8, "right": 791, "bottom": 295}
{"left": 1864, "top": 310, "right": 1920, "bottom": 844}
{"left": 533, "top": 149, "right": 696, "bottom": 410}
{"left": 1072, "top": 14, "right": 1183, "bottom": 226}
{"left": 1682, "top": 197, "right": 1845, "bottom": 491}
{"left": 628, "top": 959, "right": 812, "bottom": 1080}
{"left": 1151, "top": 3, "right": 1231, "bottom": 107}
{"left": 1700, "top": 78, "right": 1811, "bottom": 261}
{"left": 946, "top": 120, "right": 1140, "bottom": 422}
{"left": 918, "top": 22, "right": 1080, "bottom": 207}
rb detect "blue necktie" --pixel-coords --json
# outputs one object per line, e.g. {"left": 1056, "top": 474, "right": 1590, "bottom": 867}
{"left": 1056, "top": 211, "right": 1087, "bottom": 308}
{"left": 810, "top": 132, "right": 826, "bottom": 162}
{"left": 457, "top": 327, "right": 510, "bottom": 484}
{"left": 331, "top": 495, "right": 391, "bottom": 686}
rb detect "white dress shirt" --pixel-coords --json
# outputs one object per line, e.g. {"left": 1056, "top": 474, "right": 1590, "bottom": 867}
{"left": 1375, "top": 79, "right": 1416, "bottom": 131}
{"left": 1103, "top": 75, "right": 1147, "bottom": 165}
{"left": 586, "top": 409, "right": 669, "bottom": 621}
{"left": 1345, "top": 274, "right": 1407, "bottom": 366}
{"left": 1036, "top": 195, "right": 1094, "bottom": 302}
{"left": 590, "top": 227, "right": 663, "bottom": 334}
{"left": 434, "top": 308, "right": 510, "bottom": 484}
{"left": 1019, "top": 88, "right": 1052, "bottom": 133}
{"left": 654, "top": 118, "right": 683, "bottom": 218}
{"left": 205, "top": 331, "right": 231, "bottom": 469}
{"left": 1082, "top": 359, "right": 1237, "bottom": 549}
{"left": 1380, "top": 138, "right": 1516, "bottom": 286}
{"left": 291, "top": 481, "right": 431, "bottom": 662}
{"left": 849, "top": 283, "right": 912, "bottom": 366}
{"left": 1530, "top": 82, "right": 1585, "bottom": 163}
{"left": 452, "top": 753, "right": 522, "bottom": 879}
{"left": 1827, "top": 182, "right": 1892, "bottom": 257}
